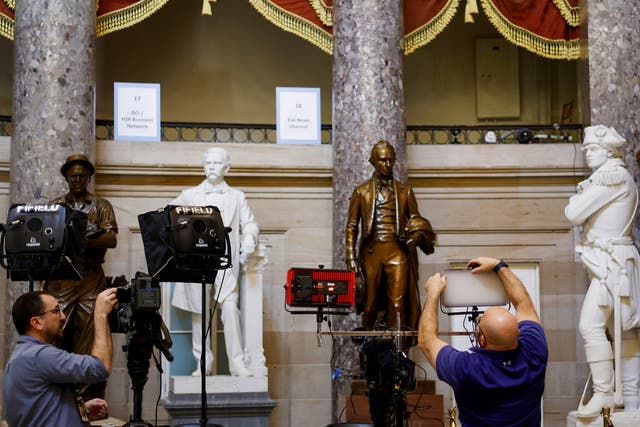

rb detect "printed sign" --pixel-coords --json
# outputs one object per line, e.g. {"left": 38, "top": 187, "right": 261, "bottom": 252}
{"left": 114, "top": 82, "right": 161, "bottom": 141}
{"left": 276, "top": 87, "right": 321, "bottom": 145}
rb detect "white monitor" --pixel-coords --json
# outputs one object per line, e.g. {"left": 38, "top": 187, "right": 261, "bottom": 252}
{"left": 440, "top": 269, "right": 509, "bottom": 308}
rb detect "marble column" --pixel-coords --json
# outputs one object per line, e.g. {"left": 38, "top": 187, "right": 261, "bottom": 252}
{"left": 6, "top": 0, "right": 96, "bottom": 358}
{"left": 330, "top": 0, "right": 406, "bottom": 408}
{"left": 581, "top": 0, "right": 640, "bottom": 209}
{"left": 332, "top": 0, "right": 406, "bottom": 268}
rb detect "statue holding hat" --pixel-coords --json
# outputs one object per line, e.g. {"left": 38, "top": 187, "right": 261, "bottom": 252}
{"left": 565, "top": 125, "right": 640, "bottom": 417}
{"left": 43, "top": 154, "right": 118, "bottom": 400}
{"left": 346, "top": 141, "right": 436, "bottom": 333}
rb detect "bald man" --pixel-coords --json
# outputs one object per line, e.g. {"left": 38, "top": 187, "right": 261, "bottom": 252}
{"left": 418, "top": 257, "right": 548, "bottom": 427}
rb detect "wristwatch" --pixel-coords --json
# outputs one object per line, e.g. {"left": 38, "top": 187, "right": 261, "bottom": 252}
{"left": 493, "top": 260, "right": 509, "bottom": 272}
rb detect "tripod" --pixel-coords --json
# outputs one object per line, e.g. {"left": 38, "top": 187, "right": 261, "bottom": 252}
{"left": 362, "top": 316, "right": 416, "bottom": 427}
{"left": 122, "top": 307, "right": 174, "bottom": 427}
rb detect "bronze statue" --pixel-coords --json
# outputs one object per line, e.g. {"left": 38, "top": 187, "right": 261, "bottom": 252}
{"left": 44, "top": 154, "right": 118, "bottom": 399}
{"left": 346, "top": 141, "right": 435, "bottom": 331}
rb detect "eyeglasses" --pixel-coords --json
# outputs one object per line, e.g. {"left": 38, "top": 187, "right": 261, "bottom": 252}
{"left": 34, "top": 305, "right": 62, "bottom": 317}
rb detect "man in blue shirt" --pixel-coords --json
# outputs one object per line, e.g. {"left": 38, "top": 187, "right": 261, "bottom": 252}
{"left": 418, "top": 257, "right": 548, "bottom": 427}
{"left": 3, "top": 288, "right": 117, "bottom": 427}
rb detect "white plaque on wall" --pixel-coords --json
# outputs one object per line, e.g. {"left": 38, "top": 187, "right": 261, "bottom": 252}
{"left": 114, "top": 82, "right": 161, "bottom": 141}
{"left": 276, "top": 87, "right": 321, "bottom": 145}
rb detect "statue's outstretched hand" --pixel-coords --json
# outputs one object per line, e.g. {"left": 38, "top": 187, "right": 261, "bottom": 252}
{"left": 239, "top": 235, "right": 257, "bottom": 264}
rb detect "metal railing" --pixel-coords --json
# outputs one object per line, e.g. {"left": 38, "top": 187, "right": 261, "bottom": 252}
{"left": 0, "top": 116, "right": 582, "bottom": 144}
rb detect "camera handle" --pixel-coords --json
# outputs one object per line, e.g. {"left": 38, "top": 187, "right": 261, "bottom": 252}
{"left": 0, "top": 223, "right": 36, "bottom": 291}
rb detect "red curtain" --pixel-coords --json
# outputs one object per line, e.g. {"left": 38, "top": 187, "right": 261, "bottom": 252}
{"left": 1, "top": 0, "right": 580, "bottom": 59}
{"left": 0, "top": 0, "right": 169, "bottom": 40}
{"left": 479, "top": 0, "right": 579, "bottom": 59}
{"left": 99, "top": 0, "right": 142, "bottom": 16}
{"left": 249, "top": 0, "right": 579, "bottom": 59}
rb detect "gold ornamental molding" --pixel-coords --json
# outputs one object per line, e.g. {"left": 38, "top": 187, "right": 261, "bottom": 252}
{"left": 404, "top": 0, "right": 461, "bottom": 55}
{"left": 97, "top": 0, "right": 170, "bottom": 37}
{"left": 308, "top": 0, "right": 332, "bottom": 26}
{"left": 249, "top": 0, "right": 333, "bottom": 54}
{"left": 551, "top": 0, "right": 580, "bottom": 27}
{"left": 479, "top": 0, "right": 579, "bottom": 60}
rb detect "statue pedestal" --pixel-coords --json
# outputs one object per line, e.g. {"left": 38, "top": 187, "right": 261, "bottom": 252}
{"left": 162, "top": 375, "right": 276, "bottom": 427}
{"left": 567, "top": 410, "right": 640, "bottom": 426}
{"left": 240, "top": 241, "right": 268, "bottom": 377}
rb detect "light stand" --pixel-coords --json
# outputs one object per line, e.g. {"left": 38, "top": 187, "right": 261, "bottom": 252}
{"left": 198, "top": 271, "right": 220, "bottom": 427}
{"left": 138, "top": 205, "right": 231, "bottom": 427}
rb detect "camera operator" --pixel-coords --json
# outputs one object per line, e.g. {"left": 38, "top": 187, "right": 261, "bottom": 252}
{"left": 418, "top": 257, "right": 548, "bottom": 426}
{"left": 3, "top": 287, "right": 118, "bottom": 427}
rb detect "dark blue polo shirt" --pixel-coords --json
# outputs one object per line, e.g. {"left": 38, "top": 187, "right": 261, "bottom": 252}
{"left": 436, "top": 321, "right": 548, "bottom": 427}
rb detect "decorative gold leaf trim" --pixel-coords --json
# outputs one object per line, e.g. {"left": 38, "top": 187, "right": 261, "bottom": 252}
{"left": 479, "top": 0, "right": 579, "bottom": 60}
{"left": 0, "top": 11, "right": 13, "bottom": 41}
{"left": 249, "top": 0, "right": 333, "bottom": 54}
{"left": 552, "top": 0, "right": 579, "bottom": 27}
{"left": 4, "top": 0, "right": 14, "bottom": 11}
{"left": 97, "top": 0, "right": 170, "bottom": 37}
{"left": 404, "top": 0, "right": 461, "bottom": 55}
{"left": 308, "top": 0, "right": 332, "bottom": 26}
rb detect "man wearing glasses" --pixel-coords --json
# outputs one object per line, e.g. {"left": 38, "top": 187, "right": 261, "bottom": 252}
{"left": 418, "top": 257, "right": 548, "bottom": 427}
{"left": 2, "top": 288, "right": 117, "bottom": 427}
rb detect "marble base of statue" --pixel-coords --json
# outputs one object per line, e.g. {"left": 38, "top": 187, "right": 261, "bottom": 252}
{"left": 567, "top": 409, "right": 640, "bottom": 426}
{"left": 162, "top": 375, "right": 275, "bottom": 427}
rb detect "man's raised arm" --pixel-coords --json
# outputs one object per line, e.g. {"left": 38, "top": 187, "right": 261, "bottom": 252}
{"left": 91, "top": 288, "right": 118, "bottom": 373}
{"left": 418, "top": 273, "right": 449, "bottom": 369}
{"left": 467, "top": 257, "right": 540, "bottom": 324}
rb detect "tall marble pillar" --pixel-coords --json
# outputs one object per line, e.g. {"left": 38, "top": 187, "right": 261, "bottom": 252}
{"left": 6, "top": 0, "right": 96, "bottom": 358}
{"left": 581, "top": 0, "right": 640, "bottom": 211}
{"left": 332, "top": 0, "right": 406, "bottom": 269}
{"left": 330, "top": 0, "right": 406, "bottom": 405}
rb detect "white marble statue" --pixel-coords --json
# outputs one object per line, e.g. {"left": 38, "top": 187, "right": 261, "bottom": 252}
{"left": 171, "top": 147, "right": 259, "bottom": 377}
{"left": 565, "top": 125, "right": 640, "bottom": 417}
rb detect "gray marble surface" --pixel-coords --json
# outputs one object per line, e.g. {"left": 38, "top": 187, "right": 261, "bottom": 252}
{"left": 583, "top": 0, "right": 640, "bottom": 240}
{"left": 332, "top": 0, "right": 406, "bottom": 268}
{"left": 6, "top": 0, "right": 96, "bottom": 361}
{"left": 11, "top": 0, "right": 96, "bottom": 204}
{"left": 330, "top": 0, "right": 407, "bottom": 402}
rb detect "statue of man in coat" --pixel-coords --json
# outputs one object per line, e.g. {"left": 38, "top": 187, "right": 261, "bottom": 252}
{"left": 346, "top": 140, "right": 435, "bottom": 333}
{"left": 565, "top": 125, "right": 640, "bottom": 417}
{"left": 171, "top": 147, "right": 259, "bottom": 377}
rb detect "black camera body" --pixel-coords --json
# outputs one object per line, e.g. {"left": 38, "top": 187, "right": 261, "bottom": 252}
{"left": 109, "top": 272, "right": 161, "bottom": 333}
{"left": 115, "top": 272, "right": 161, "bottom": 311}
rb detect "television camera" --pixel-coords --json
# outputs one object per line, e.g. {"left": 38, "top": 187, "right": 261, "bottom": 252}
{"left": 108, "top": 272, "right": 173, "bottom": 427}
